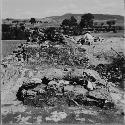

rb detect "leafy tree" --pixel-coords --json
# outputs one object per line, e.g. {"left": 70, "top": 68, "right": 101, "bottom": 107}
{"left": 70, "top": 16, "right": 77, "bottom": 27}
{"left": 12, "top": 20, "right": 19, "bottom": 24}
{"left": 61, "top": 16, "right": 78, "bottom": 35}
{"left": 93, "top": 22, "right": 98, "bottom": 27}
{"left": 61, "top": 19, "right": 70, "bottom": 27}
{"left": 2, "top": 24, "right": 27, "bottom": 40}
{"left": 2, "top": 24, "right": 11, "bottom": 32}
{"left": 61, "top": 16, "right": 77, "bottom": 27}
{"left": 20, "top": 25, "right": 25, "bottom": 31}
{"left": 106, "top": 20, "right": 116, "bottom": 28}
{"left": 61, "top": 19, "right": 71, "bottom": 35}
{"left": 44, "top": 27, "right": 55, "bottom": 41}
{"left": 100, "top": 22, "right": 104, "bottom": 27}
{"left": 79, "top": 13, "right": 94, "bottom": 28}
{"left": 29, "top": 18, "right": 36, "bottom": 25}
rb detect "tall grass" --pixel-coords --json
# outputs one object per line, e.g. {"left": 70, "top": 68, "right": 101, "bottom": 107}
{"left": 1, "top": 40, "right": 26, "bottom": 58}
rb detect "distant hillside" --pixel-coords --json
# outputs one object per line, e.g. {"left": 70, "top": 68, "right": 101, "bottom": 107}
{"left": 47, "top": 13, "right": 124, "bottom": 26}
{"left": 2, "top": 13, "right": 124, "bottom": 28}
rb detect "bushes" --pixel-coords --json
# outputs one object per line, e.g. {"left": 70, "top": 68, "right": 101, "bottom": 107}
{"left": 95, "top": 56, "right": 124, "bottom": 88}
{"left": 2, "top": 24, "right": 28, "bottom": 40}
{"left": 44, "top": 27, "right": 64, "bottom": 43}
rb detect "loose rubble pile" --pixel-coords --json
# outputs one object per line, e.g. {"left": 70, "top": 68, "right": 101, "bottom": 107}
{"left": 14, "top": 66, "right": 124, "bottom": 110}
{"left": 1, "top": 27, "right": 125, "bottom": 124}
{"left": 2, "top": 31, "right": 89, "bottom": 68}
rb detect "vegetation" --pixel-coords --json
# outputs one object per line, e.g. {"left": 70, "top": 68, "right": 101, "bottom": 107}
{"left": 2, "top": 24, "right": 28, "bottom": 40}
{"left": 1, "top": 16, "right": 124, "bottom": 124}
{"left": 2, "top": 13, "right": 124, "bottom": 40}
{"left": 61, "top": 16, "right": 78, "bottom": 35}
{"left": 29, "top": 18, "right": 36, "bottom": 25}
{"left": 79, "top": 13, "right": 94, "bottom": 28}
{"left": 106, "top": 20, "right": 116, "bottom": 27}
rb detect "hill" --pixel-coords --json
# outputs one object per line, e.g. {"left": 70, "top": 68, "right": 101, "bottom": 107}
{"left": 46, "top": 13, "right": 124, "bottom": 26}
{"left": 2, "top": 13, "right": 124, "bottom": 28}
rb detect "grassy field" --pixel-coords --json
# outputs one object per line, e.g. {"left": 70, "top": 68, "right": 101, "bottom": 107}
{"left": 1, "top": 40, "right": 26, "bottom": 59}
{"left": 91, "top": 30, "right": 124, "bottom": 38}
{"left": 1, "top": 31, "right": 124, "bottom": 59}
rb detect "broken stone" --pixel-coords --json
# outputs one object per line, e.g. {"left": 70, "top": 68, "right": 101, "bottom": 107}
{"left": 88, "top": 87, "right": 112, "bottom": 101}
{"left": 73, "top": 85, "right": 88, "bottom": 96}
{"left": 59, "top": 80, "right": 70, "bottom": 85}
{"left": 64, "top": 85, "right": 74, "bottom": 92}
{"left": 30, "top": 78, "right": 42, "bottom": 83}
{"left": 45, "top": 111, "right": 67, "bottom": 122}
{"left": 87, "top": 81, "right": 95, "bottom": 90}
{"left": 36, "top": 116, "right": 42, "bottom": 124}
{"left": 83, "top": 69, "right": 107, "bottom": 86}
{"left": 48, "top": 80, "right": 58, "bottom": 86}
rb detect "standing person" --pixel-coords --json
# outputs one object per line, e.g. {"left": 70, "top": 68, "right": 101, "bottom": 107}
{"left": 82, "top": 31, "right": 94, "bottom": 45}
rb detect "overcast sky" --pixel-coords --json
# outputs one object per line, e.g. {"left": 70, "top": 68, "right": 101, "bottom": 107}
{"left": 2, "top": 0, "right": 124, "bottom": 19}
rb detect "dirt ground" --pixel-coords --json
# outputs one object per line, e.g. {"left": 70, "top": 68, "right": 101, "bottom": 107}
{"left": 1, "top": 32, "right": 125, "bottom": 124}
{"left": 1, "top": 40, "right": 26, "bottom": 59}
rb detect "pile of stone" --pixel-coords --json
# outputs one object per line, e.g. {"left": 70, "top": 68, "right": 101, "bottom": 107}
{"left": 15, "top": 67, "right": 122, "bottom": 110}
{"left": 1, "top": 27, "right": 124, "bottom": 114}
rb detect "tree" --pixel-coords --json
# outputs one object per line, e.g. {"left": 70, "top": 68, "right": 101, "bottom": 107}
{"left": 44, "top": 27, "right": 55, "bottom": 41}
{"left": 93, "top": 22, "right": 98, "bottom": 27}
{"left": 20, "top": 25, "right": 25, "bottom": 31}
{"left": 106, "top": 20, "right": 116, "bottom": 28}
{"left": 61, "top": 19, "right": 70, "bottom": 27}
{"left": 61, "top": 18, "right": 71, "bottom": 35}
{"left": 61, "top": 16, "right": 78, "bottom": 35}
{"left": 12, "top": 20, "right": 19, "bottom": 24}
{"left": 29, "top": 18, "right": 36, "bottom": 25}
{"left": 79, "top": 13, "right": 94, "bottom": 28}
{"left": 70, "top": 16, "right": 77, "bottom": 27}
{"left": 2, "top": 24, "right": 11, "bottom": 32}
{"left": 61, "top": 16, "right": 77, "bottom": 27}
{"left": 100, "top": 22, "right": 104, "bottom": 27}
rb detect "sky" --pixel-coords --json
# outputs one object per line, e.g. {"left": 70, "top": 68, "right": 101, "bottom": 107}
{"left": 1, "top": 0, "right": 125, "bottom": 19}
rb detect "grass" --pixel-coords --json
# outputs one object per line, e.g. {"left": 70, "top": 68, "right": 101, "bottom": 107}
{"left": 92, "top": 30, "right": 124, "bottom": 38}
{"left": 1, "top": 31, "right": 124, "bottom": 59}
{"left": 1, "top": 40, "right": 26, "bottom": 59}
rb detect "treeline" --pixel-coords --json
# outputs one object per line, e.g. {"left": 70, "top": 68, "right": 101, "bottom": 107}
{"left": 2, "top": 13, "right": 124, "bottom": 40}
{"left": 60, "top": 13, "right": 123, "bottom": 35}
{"left": 2, "top": 24, "right": 30, "bottom": 40}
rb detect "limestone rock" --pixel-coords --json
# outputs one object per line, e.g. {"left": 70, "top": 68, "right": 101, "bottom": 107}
{"left": 88, "top": 87, "right": 112, "bottom": 101}
{"left": 73, "top": 85, "right": 88, "bottom": 96}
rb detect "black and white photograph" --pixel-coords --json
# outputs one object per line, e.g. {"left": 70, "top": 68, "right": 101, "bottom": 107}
{"left": 1, "top": 0, "right": 125, "bottom": 124}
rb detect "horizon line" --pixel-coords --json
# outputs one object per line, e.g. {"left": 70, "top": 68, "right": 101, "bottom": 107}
{"left": 2, "top": 12, "right": 124, "bottom": 20}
